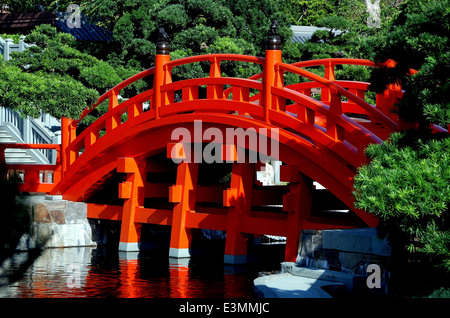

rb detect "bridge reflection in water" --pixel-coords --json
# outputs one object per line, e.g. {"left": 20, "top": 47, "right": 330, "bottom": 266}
{"left": 0, "top": 243, "right": 284, "bottom": 298}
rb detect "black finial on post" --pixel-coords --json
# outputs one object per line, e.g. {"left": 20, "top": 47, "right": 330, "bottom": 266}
{"left": 156, "top": 27, "right": 170, "bottom": 55}
{"left": 266, "top": 20, "right": 281, "bottom": 50}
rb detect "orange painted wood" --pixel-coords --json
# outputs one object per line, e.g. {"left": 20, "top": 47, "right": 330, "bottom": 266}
{"left": 167, "top": 143, "right": 186, "bottom": 160}
{"left": 284, "top": 174, "right": 313, "bottom": 262}
{"left": 118, "top": 158, "right": 146, "bottom": 245}
{"left": 119, "top": 181, "right": 132, "bottom": 199}
{"left": 169, "top": 184, "right": 183, "bottom": 203}
{"left": 87, "top": 203, "right": 123, "bottom": 221}
{"left": 169, "top": 162, "right": 198, "bottom": 251}
{"left": 221, "top": 144, "right": 238, "bottom": 162}
{"left": 224, "top": 163, "right": 254, "bottom": 258}
{"left": 223, "top": 188, "right": 238, "bottom": 207}
{"left": 134, "top": 207, "right": 172, "bottom": 225}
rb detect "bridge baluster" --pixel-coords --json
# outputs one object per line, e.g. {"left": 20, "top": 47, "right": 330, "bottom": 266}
{"left": 182, "top": 85, "right": 198, "bottom": 102}
{"left": 272, "top": 66, "right": 286, "bottom": 112}
{"left": 327, "top": 89, "right": 345, "bottom": 141}
{"left": 61, "top": 117, "right": 70, "bottom": 174}
{"left": 297, "top": 104, "right": 315, "bottom": 126}
{"left": 106, "top": 90, "right": 121, "bottom": 132}
{"left": 24, "top": 169, "right": 39, "bottom": 186}
{"left": 68, "top": 119, "right": 77, "bottom": 167}
{"left": 321, "top": 60, "right": 336, "bottom": 104}
{"left": 348, "top": 88, "right": 366, "bottom": 103}
{"left": 232, "top": 86, "right": 250, "bottom": 115}
{"left": 84, "top": 131, "right": 98, "bottom": 150}
{"left": 207, "top": 56, "right": 223, "bottom": 100}
{"left": 162, "top": 65, "right": 173, "bottom": 106}
{"left": 300, "top": 88, "right": 312, "bottom": 97}
{"left": 127, "top": 102, "right": 143, "bottom": 119}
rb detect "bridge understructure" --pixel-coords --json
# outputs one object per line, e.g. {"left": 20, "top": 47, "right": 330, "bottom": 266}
{"left": 2, "top": 29, "right": 447, "bottom": 264}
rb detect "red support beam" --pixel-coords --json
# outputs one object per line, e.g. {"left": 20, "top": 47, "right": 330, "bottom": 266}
{"left": 169, "top": 162, "right": 199, "bottom": 258}
{"left": 283, "top": 173, "right": 313, "bottom": 262}
{"left": 117, "top": 157, "right": 147, "bottom": 252}
{"left": 87, "top": 203, "right": 122, "bottom": 221}
{"left": 224, "top": 162, "right": 255, "bottom": 264}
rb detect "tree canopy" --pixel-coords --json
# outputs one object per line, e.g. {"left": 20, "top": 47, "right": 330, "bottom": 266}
{"left": 353, "top": 0, "right": 450, "bottom": 272}
{"left": 0, "top": 24, "right": 147, "bottom": 120}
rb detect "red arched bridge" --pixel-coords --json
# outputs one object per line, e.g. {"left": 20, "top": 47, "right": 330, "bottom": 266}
{"left": 2, "top": 31, "right": 447, "bottom": 264}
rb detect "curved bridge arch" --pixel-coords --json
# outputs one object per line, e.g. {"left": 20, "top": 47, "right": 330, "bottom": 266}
{"left": 5, "top": 50, "right": 446, "bottom": 263}
{"left": 53, "top": 112, "right": 363, "bottom": 209}
{"left": 53, "top": 53, "right": 398, "bottom": 261}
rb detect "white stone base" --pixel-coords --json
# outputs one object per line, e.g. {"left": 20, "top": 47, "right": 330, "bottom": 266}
{"left": 45, "top": 195, "right": 64, "bottom": 201}
{"left": 118, "top": 242, "right": 140, "bottom": 252}
{"left": 169, "top": 247, "right": 191, "bottom": 258}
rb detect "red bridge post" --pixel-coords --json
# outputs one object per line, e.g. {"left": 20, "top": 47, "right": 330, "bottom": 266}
{"left": 61, "top": 116, "right": 75, "bottom": 175}
{"left": 263, "top": 22, "right": 283, "bottom": 124}
{"left": 61, "top": 117, "right": 69, "bottom": 176}
{"left": 117, "top": 157, "right": 146, "bottom": 251}
{"left": 282, "top": 167, "right": 313, "bottom": 262}
{"left": 224, "top": 162, "right": 255, "bottom": 264}
{"left": 169, "top": 161, "right": 199, "bottom": 258}
{"left": 154, "top": 28, "right": 171, "bottom": 119}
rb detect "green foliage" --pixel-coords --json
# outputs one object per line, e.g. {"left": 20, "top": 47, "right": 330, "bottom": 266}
{"left": 172, "top": 24, "right": 219, "bottom": 52}
{"left": 426, "top": 287, "right": 450, "bottom": 298}
{"left": 79, "top": 61, "right": 123, "bottom": 91}
{"left": 0, "top": 63, "right": 98, "bottom": 118}
{"left": 348, "top": 0, "right": 450, "bottom": 279}
{"left": 156, "top": 4, "right": 190, "bottom": 33}
{"left": 354, "top": 133, "right": 450, "bottom": 269}
{"left": 0, "top": 34, "right": 23, "bottom": 43}
{"left": 79, "top": 0, "right": 291, "bottom": 71}
{"left": 0, "top": 25, "right": 148, "bottom": 119}
{"left": 281, "top": 0, "right": 408, "bottom": 68}
{"left": 281, "top": 0, "right": 333, "bottom": 25}
{"left": 170, "top": 49, "right": 206, "bottom": 81}
{"left": 368, "top": 0, "right": 450, "bottom": 127}
{"left": 206, "top": 36, "right": 260, "bottom": 79}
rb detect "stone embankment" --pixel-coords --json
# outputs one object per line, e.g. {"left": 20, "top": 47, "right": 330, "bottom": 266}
{"left": 254, "top": 228, "right": 392, "bottom": 298}
{"left": 16, "top": 195, "right": 96, "bottom": 250}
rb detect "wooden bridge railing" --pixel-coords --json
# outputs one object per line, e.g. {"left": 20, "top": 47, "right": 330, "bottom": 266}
{"left": 60, "top": 52, "right": 404, "bottom": 175}
{"left": 0, "top": 143, "right": 61, "bottom": 192}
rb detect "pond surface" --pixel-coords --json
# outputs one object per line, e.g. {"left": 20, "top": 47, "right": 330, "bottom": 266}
{"left": 0, "top": 242, "right": 285, "bottom": 298}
